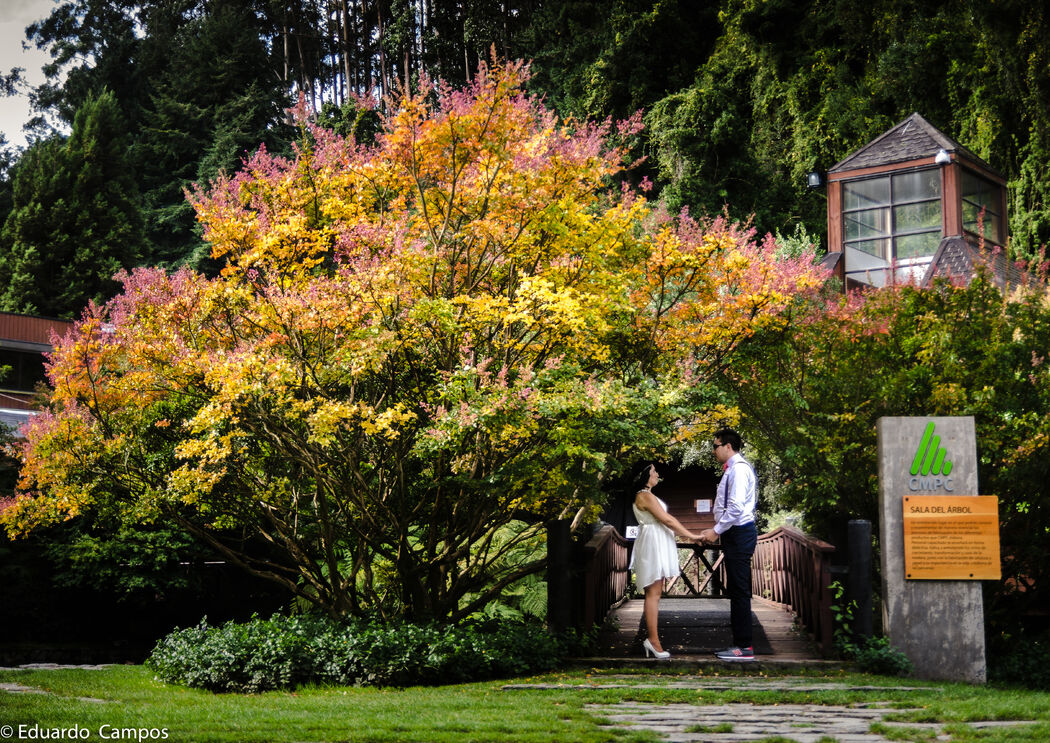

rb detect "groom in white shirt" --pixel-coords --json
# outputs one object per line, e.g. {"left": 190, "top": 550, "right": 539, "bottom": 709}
{"left": 700, "top": 428, "right": 758, "bottom": 661}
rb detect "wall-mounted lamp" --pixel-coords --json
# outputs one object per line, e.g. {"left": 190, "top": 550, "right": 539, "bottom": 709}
{"left": 806, "top": 170, "right": 824, "bottom": 189}
{"left": 934, "top": 148, "right": 951, "bottom": 165}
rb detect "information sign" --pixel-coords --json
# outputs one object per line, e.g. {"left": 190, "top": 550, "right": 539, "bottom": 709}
{"left": 902, "top": 495, "right": 1000, "bottom": 580}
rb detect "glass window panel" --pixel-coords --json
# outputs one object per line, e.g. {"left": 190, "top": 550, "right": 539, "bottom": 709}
{"left": 961, "top": 170, "right": 995, "bottom": 205}
{"left": 894, "top": 201, "right": 941, "bottom": 231}
{"left": 845, "top": 238, "right": 889, "bottom": 259}
{"left": 963, "top": 190, "right": 996, "bottom": 210}
{"left": 961, "top": 169, "right": 1003, "bottom": 243}
{"left": 984, "top": 212, "right": 1001, "bottom": 241}
{"left": 845, "top": 208, "right": 889, "bottom": 240}
{"left": 846, "top": 268, "right": 889, "bottom": 287}
{"left": 892, "top": 170, "right": 940, "bottom": 202}
{"left": 844, "top": 176, "right": 890, "bottom": 211}
{"left": 845, "top": 244, "right": 890, "bottom": 287}
{"left": 894, "top": 260, "right": 933, "bottom": 285}
{"left": 0, "top": 350, "right": 18, "bottom": 388}
{"left": 0, "top": 350, "right": 45, "bottom": 392}
{"left": 963, "top": 204, "right": 1001, "bottom": 241}
{"left": 19, "top": 353, "right": 46, "bottom": 391}
{"left": 895, "top": 231, "right": 941, "bottom": 259}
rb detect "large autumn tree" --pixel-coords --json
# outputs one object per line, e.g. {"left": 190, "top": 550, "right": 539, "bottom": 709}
{"left": 1, "top": 62, "right": 825, "bottom": 622}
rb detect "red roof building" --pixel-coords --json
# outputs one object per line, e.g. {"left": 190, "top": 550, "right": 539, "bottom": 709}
{"left": 0, "top": 312, "right": 74, "bottom": 432}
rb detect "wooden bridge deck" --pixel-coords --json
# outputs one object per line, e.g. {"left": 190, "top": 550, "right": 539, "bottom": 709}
{"left": 593, "top": 597, "right": 825, "bottom": 663}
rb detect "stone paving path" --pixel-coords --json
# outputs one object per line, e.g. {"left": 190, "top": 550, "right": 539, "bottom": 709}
{"left": 0, "top": 664, "right": 115, "bottom": 704}
{"left": 0, "top": 663, "right": 113, "bottom": 672}
{"left": 503, "top": 676, "right": 1040, "bottom": 742}
{"left": 589, "top": 701, "right": 1035, "bottom": 742}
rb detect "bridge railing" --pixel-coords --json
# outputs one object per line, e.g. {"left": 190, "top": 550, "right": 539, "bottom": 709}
{"left": 579, "top": 524, "right": 631, "bottom": 628}
{"left": 752, "top": 524, "right": 837, "bottom": 652}
{"left": 547, "top": 521, "right": 630, "bottom": 632}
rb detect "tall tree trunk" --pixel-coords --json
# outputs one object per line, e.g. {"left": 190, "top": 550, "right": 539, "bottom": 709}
{"left": 419, "top": 0, "right": 426, "bottom": 72}
{"left": 360, "top": 0, "right": 374, "bottom": 94}
{"left": 282, "top": 14, "right": 290, "bottom": 84}
{"left": 295, "top": 17, "right": 312, "bottom": 107}
{"left": 377, "top": 1, "right": 388, "bottom": 97}
{"left": 502, "top": 0, "right": 509, "bottom": 59}
{"left": 341, "top": 0, "right": 352, "bottom": 99}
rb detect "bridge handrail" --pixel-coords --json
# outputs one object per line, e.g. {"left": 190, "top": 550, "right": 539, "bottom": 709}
{"left": 753, "top": 524, "right": 836, "bottom": 652}
{"left": 579, "top": 524, "right": 630, "bottom": 628}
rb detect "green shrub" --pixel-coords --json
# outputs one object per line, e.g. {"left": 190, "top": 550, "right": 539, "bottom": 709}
{"left": 147, "top": 614, "right": 575, "bottom": 692}
{"left": 827, "top": 582, "right": 912, "bottom": 677}
{"left": 988, "top": 635, "right": 1050, "bottom": 690}
{"left": 828, "top": 580, "right": 859, "bottom": 659}
{"left": 852, "top": 636, "right": 913, "bottom": 677}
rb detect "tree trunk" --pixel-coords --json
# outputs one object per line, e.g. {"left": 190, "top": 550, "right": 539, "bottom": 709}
{"left": 340, "top": 0, "right": 353, "bottom": 99}
{"left": 377, "top": 1, "right": 388, "bottom": 97}
{"left": 282, "top": 16, "right": 290, "bottom": 84}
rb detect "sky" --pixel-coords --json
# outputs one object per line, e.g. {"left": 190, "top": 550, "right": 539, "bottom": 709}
{"left": 1, "top": 0, "right": 60, "bottom": 149}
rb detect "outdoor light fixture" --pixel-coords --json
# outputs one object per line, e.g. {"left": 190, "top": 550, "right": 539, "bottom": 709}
{"left": 806, "top": 170, "right": 824, "bottom": 189}
{"left": 935, "top": 148, "right": 951, "bottom": 165}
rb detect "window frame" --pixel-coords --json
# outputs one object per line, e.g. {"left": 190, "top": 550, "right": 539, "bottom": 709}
{"left": 959, "top": 167, "right": 1004, "bottom": 246}
{"left": 841, "top": 166, "right": 943, "bottom": 286}
{"left": 0, "top": 348, "right": 48, "bottom": 394}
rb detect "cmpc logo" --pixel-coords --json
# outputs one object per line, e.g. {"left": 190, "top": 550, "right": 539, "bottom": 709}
{"left": 908, "top": 421, "right": 954, "bottom": 491}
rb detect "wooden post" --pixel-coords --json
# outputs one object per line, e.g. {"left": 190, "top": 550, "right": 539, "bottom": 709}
{"left": 546, "top": 519, "right": 573, "bottom": 633}
{"left": 848, "top": 519, "right": 874, "bottom": 640}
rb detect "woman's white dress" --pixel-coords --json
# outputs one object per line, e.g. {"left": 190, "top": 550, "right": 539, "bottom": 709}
{"left": 630, "top": 493, "right": 680, "bottom": 589}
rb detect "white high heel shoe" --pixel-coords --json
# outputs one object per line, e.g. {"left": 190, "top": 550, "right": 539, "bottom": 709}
{"left": 643, "top": 638, "right": 671, "bottom": 659}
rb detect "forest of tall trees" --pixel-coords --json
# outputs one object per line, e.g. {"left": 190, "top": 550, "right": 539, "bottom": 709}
{"left": 2, "top": 0, "right": 1049, "bottom": 318}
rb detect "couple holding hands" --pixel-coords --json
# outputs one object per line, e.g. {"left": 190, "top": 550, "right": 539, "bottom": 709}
{"left": 630, "top": 428, "right": 758, "bottom": 662}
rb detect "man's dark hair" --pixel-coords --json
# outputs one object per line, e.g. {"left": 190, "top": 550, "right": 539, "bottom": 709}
{"left": 713, "top": 428, "right": 744, "bottom": 452}
{"left": 631, "top": 462, "right": 655, "bottom": 492}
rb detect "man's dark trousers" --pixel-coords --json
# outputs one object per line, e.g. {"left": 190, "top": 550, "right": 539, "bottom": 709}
{"left": 721, "top": 522, "right": 757, "bottom": 648}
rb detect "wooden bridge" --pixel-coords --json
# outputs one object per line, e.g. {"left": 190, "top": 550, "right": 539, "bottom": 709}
{"left": 548, "top": 522, "right": 837, "bottom": 663}
{"left": 596, "top": 597, "right": 822, "bottom": 662}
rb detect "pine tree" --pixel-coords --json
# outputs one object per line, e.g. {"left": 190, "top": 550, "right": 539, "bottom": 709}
{"left": 0, "top": 90, "right": 143, "bottom": 318}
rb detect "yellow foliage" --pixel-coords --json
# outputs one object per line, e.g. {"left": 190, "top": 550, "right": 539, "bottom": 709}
{"left": 1, "top": 59, "right": 827, "bottom": 561}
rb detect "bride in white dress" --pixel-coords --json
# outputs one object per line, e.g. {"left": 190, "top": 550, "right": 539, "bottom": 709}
{"left": 630, "top": 463, "right": 703, "bottom": 658}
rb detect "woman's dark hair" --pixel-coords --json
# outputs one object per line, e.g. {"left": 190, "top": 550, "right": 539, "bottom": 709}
{"left": 631, "top": 462, "right": 655, "bottom": 492}
{"left": 713, "top": 428, "right": 744, "bottom": 452}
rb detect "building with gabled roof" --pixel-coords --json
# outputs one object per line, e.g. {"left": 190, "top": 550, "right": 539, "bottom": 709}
{"left": 823, "top": 112, "right": 1010, "bottom": 290}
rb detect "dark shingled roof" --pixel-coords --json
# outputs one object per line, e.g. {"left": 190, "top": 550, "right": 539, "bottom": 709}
{"left": 830, "top": 113, "right": 997, "bottom": 175}
{"left": 819, "top": 251, "right": 843, "bottom": 273}
{"left": 921, "top": 235, "right": 1030, "bottom": 291}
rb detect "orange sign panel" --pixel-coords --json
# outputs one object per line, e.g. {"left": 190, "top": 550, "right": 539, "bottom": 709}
{"left": 902, "top": 495, "right": 1001, "bottom": 580}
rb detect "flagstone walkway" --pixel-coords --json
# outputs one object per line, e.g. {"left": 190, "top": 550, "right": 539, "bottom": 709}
{"left": 536, "top": 597, "right": 1041, "bottom": 740}
{"left": 503, "top": 676, "right": 1041, "bottom": 742}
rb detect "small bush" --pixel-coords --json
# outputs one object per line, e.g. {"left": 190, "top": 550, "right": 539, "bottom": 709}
{"left": 147, "top": 614, "right": 576, "bottom": 692}
{"left": 988, "top": 635, "right": 1050, "bottom": 690}
{"left": 852, "top": 636, "right": 913, "bottom": 677}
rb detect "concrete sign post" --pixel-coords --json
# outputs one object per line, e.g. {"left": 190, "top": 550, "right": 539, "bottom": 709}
{"left": 877, "top": 416, "right": 986, "bottom": 683}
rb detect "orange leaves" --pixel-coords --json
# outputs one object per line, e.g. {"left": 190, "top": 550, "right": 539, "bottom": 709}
{"left": 628, "top": 213, "right": 829, "bottom": 372}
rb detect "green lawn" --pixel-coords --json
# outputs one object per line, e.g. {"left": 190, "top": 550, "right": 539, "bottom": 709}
{"left": 2, "top": 665, "right": 1049, "bottom": 742}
